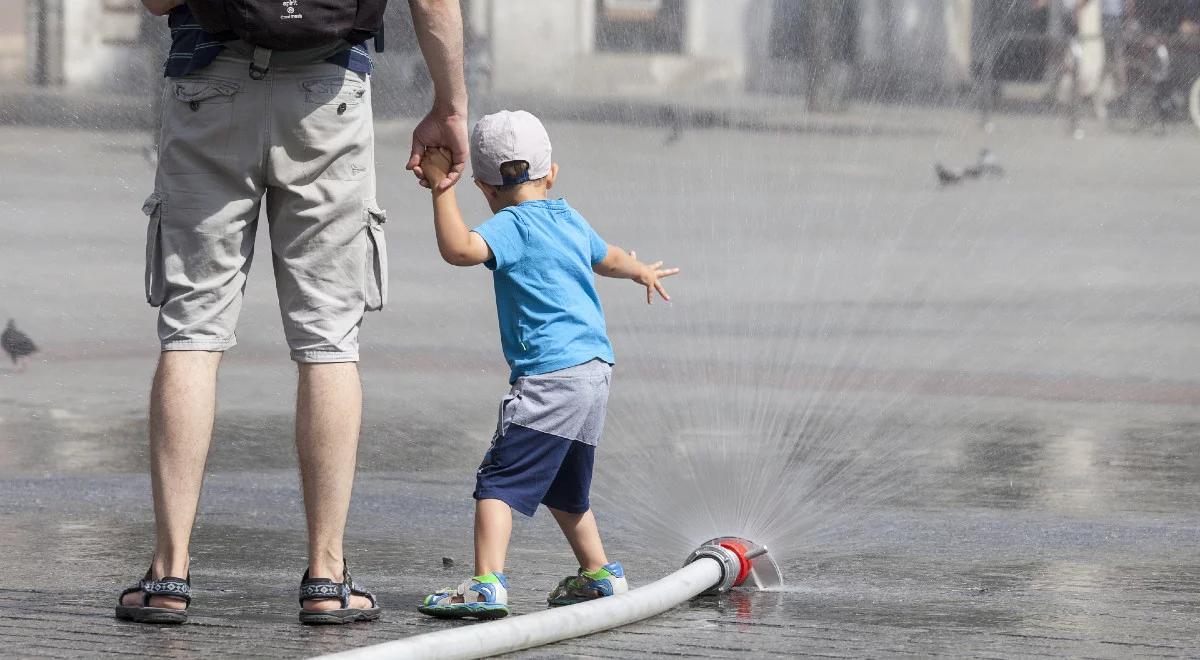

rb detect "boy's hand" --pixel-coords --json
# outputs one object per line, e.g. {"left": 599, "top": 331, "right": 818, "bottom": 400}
{"left": 629, "top": 251, "right": 680, "bottom": 304}
{"left": 420, "top": 147, "right": 454, "bottom": 189}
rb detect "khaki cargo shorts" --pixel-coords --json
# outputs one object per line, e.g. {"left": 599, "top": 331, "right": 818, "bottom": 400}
{"left": 142, "top": 53, "right": 386, "bottom": 363}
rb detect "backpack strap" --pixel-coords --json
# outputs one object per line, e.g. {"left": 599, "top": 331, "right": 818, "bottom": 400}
{"left": 222, "top": 40, "right": 354, "bottom": 79}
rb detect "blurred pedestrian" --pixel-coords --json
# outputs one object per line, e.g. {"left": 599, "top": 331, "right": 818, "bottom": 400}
{"left": 116, "top": 0, "right": 468, "bottom": 627}
{"left": 1101, "top": 0, "right": 1129, "bottom": 100}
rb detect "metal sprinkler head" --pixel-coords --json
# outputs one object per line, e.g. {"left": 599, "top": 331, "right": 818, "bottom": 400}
{"left": 684, "top": 537, "right": 783, "bottom": 594}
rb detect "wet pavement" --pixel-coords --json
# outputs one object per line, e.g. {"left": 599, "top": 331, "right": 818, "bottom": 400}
{"left": 2, "top": 111, "right": 1200, "bottom": 657}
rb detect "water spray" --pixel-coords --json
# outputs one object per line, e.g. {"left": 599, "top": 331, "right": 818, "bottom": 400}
{"left": 320, "top": 538, "right": 782, "bottom": 660}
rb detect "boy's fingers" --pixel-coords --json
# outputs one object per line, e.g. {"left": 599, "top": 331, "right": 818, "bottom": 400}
{"left": 655, "top": 281, "right": 671, "bottom": 301}
{"left": 657, "top": 267, "right": 680, "bottom": 278}
{"left": 437, "top": 171, "right": 462, "bottom": 191}
{"left": 650, "top": 260, "right": 663, "bottom": 269}
{"left": 646, "top": 284, "right": 653, "bottom": 305}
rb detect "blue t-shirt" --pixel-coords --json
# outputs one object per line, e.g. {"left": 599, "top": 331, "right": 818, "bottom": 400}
{"left": 164, "top": 6, "right": 372, "bottom": 78}
{"left": 473, "top": 198, "right": 615, "bottom": 382}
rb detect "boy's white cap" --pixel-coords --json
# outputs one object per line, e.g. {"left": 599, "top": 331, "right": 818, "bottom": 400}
{"left": 470, "top": 110, "right": 552, "bottom": 186}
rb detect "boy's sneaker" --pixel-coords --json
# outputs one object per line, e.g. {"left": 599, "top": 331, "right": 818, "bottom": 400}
{"left": 547, "top": 562, "right": 628, "bottom": 607}
{"left": 418, "top": 572, "right": 510, "bottom": 620}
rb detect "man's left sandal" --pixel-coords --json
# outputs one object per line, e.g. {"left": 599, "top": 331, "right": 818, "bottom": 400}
{"left": 298, "top": 561, "right": 382, "bottom": 625}
{"left": 115, "top": 569, "right": 191, "bottom": 624}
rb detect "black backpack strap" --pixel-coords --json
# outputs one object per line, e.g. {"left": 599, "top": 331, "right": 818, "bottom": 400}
{"left": 184, "top": 0, "right": 237, "bottom": 42}
{"left": 374, "top": 23, "right": 386, "bottom": 53}
{"left": 350, "top": 0, "right": 389, "bottom": 46}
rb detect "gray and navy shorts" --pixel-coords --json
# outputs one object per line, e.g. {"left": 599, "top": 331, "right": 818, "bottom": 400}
{"left": 474, "top": 359, "right": 612, "bottom": 517}
{"left": 142, "top": 53, "right": 385, "bottom": 363}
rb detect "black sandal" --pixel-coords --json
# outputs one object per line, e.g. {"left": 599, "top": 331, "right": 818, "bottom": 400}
{"left": 115, "top": 570, "right": 191, "bottom": 624}
{"left": 298, "top": 561, "right": 381, "bottom": 625}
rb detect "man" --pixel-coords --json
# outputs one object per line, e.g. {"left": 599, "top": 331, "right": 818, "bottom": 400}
{"left": 116, "top": 0, "right": 468, "bottom": 625}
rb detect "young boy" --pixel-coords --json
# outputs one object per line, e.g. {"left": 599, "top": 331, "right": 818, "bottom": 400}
{"left": 416, "top": 110, "right": 679, "bottom": 619}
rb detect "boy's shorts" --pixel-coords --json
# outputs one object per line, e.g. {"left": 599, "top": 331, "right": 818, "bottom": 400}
{"left": 474, "top": 359, "right": 612, "bottom": 517}
{"left": 143, "top": 54, "right": 385, "bottom": 363}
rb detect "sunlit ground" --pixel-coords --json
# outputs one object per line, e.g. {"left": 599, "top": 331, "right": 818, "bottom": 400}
{"left": 2, "top": 108, "right": 1199, "bottom": 656}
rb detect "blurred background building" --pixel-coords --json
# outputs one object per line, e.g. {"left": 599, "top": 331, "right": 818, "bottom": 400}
{"left": 1, "top": 0, "right": 1197, "bottom": 121}
{"left": 0, "top": 0, "right": 979, "bottom": 103}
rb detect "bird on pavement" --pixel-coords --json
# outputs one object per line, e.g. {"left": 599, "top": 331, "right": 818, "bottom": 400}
{"left": 935, "top": 163, "right": 962, "bottom": 186}
{"left": 2, "top": 319, "right": 38, "bottom": 371}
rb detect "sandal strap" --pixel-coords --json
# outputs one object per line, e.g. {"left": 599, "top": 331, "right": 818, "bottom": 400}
{"left": 299, "top": 561, "right": 377, "bottom": 609}
{"left": 118, "top": 569, "right": 191, "bottom": 608}
{"left": 299, "top": 576, "right": 350, "bottom": 608}
{"left": 141, "top": 577, "right": 192, "bottom": 604}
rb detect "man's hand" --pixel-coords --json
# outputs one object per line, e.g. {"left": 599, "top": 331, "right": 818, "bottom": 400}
{"left": 420, "top": 147, "right": 453, "bottom": 189}
{"left": 629, "top": 251, "right": 680, "bottom": 304}
{"left": 142, "top": 0, "right": 183, "bottom": 16}
{"left": 407, "top": 111, "right": 468, "bottom": 191}
{"left": 408, "top": 0, "right": 469, "bottom": 192}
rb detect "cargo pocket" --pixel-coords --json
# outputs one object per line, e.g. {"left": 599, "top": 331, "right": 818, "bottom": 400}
{"left": 363, "top": 201, "right": 388, "bottom": 311}
{"left": 142, "top": 192, "right": 167, "bottom": 307}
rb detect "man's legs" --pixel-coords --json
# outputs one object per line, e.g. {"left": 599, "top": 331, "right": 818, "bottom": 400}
{"left": 295, "top": 362, "right": 373, "bottom": 611}
{"left": 121, "top": 350, "right": 221, "bottom": 610}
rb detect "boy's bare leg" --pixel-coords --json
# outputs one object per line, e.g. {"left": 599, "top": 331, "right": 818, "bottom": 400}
{"left": 121, "top": 350, "right": 222, "bottom": 610}
{"left": 548, "top": 508, "right": 609, "bottom": 572}
{"left": 474, "top": 498, "right": 513, "bottom": 576}
{"left": 295, "top": 362, "right": 372, "bottom": 611}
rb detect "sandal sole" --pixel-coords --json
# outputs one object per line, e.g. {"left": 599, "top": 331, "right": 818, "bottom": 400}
{"left": 115, "top": 606, "right": 188, "bottom": 624}
{"left": 418, "top": 604, "right": 509, "bottom": 620}
{"left": 299, "top": 607, "right": 382, "bottom": 625}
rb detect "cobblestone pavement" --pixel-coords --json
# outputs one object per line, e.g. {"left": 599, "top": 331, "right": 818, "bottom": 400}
{"left": 1, "top": 112, "right": 1199, "bottom": 657}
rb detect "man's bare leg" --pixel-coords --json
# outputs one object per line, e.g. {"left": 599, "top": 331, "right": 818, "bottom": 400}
{"left": 121, "top": 350, "right": 222, "bottom": 610}
{"left": 295, "top": 362, "right": 372, "bottom": 611}
{"left": 549, "top": 508, "right": 609, "bottom": 572}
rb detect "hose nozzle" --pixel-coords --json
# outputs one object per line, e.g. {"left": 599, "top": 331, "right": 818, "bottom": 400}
{"left": 684, "top": 537, "right": 783, "bottom": 594}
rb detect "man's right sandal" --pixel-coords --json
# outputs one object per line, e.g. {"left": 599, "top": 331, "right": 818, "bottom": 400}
{"left": 298, "top": 562, "right": 382, "bottom": 625}
{"left": 115, "top": 570, "right": 191, "bottom": 624}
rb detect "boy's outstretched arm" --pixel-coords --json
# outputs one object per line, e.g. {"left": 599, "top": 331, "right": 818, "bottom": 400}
{"left": 594, "top": 245, "right": 680, "bottom": 304}
{"left": 421, "top": 148, "right": 492, "bottom": 267}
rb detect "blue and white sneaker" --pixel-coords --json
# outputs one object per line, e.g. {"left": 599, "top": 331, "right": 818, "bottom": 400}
{"left": 418, "top": 572, "right": 509, "bottom": 620}
{"left": 547, "top": 562, "right": 629, "bottom": 607}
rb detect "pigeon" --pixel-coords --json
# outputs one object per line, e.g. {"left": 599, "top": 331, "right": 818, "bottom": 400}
{"left": 935, "top": 163, "right": 962, "bottom": 185}
{"left": 2, "top": 319, "right": 38, "bottom": 371}
{"left": 976, "top": 148, "right": 1004, "bottom": 178}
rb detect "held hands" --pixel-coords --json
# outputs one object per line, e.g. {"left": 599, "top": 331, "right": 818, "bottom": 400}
{"left": 420, "top": 147, "right": 454, "bottom": 190}
{"left": 629, "top": 251, "right": 680, "bottom": 305}
{"left": 407, "top": 110, "right": 468, "bottom": 191}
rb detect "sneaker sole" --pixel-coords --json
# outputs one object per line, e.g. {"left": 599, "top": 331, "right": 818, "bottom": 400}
{"left": 418, "top": 603, "right": 509, "bottom": 620}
